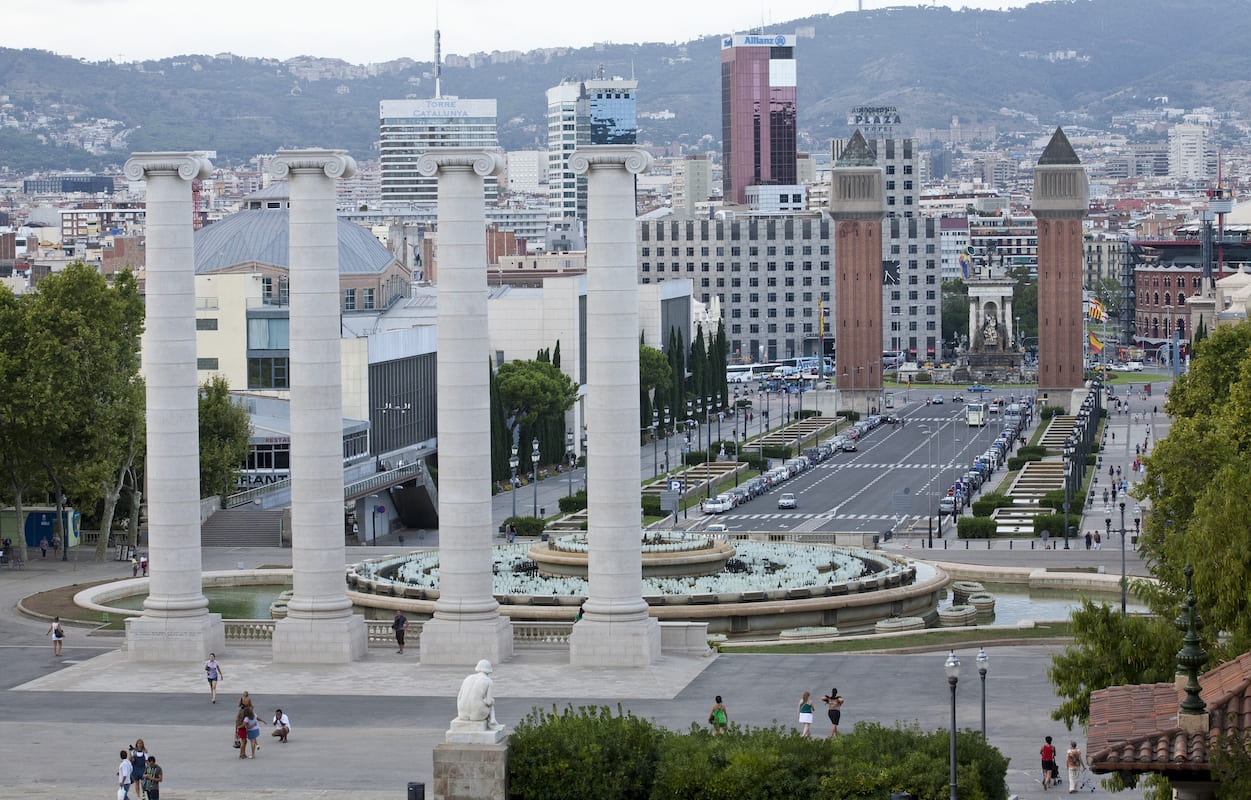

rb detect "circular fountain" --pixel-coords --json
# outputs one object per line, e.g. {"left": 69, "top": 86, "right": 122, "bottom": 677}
{"left": 348, "top": 534, "right": 947, "bottom": 638}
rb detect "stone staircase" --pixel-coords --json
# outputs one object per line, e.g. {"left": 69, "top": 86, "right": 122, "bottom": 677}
{"left": 200, "top": 508, "right": 286, "bottom": 547}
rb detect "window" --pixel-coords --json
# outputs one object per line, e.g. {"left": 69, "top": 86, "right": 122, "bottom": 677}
{"left": 767, "top": 292, "right": 777, "bottom": 303}
{"left": 196, "top": 318, "right": 218, "bottom": 331}
{"left": 343, "top": 288, "right": 356, "bottom": 311}
{"left": 731, "top": 308, "right": 742, "bottom": 318}
{"left": 196, "top": 357, "right": 219, "bottom": 370}
{"left": 247, "top": 357, "right": 290, "bottom": 390}
{"left": 363, "top": 288, "right": 375, "bottom": 310}
{"left": 247, "top": 318, "right": 290, "bottom": 350}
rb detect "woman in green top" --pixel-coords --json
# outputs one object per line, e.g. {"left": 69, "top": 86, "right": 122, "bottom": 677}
{"left": 708, "top": 696, "right": 728, "bottom": 735}
{"left": 798, "top": 691, "right": 814, "bottom": 737}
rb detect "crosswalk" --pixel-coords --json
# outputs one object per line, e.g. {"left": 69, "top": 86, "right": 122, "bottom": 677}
{"left": 721, "top": 512, "right": 925, "bottom": 521}
{"left": 819, "top": 462, "right": 944, "bottom": 470}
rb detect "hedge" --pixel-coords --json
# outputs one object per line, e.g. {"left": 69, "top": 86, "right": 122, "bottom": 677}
{"left": 1007, "top": 455, "right": 1041, "bottom": 471}
{"left": 759, "top": 445, "right": 793, "bottom": 460}
{"left": 838, "top": 409, "right": 861, "bottom": 422}
{"left": 503, "top": 515, "right": 546, "bottom": 538}
{"left": 508, "top": 705, "right": 1010, "bottom": 800}
{"left": 641, "top": 494, "right": 663, "bottom": 517}
{"left": 1032, "top": 512, "right": 1081, "bottom": 538}
{"left": 971, "top": 492, "right": 1015, "bottom": 517}
{"left": 914, "top": 371, "right": 932, "bottom": 382}
{"left": 1040, "top": 489, "right": 1067, "bottom": 511}
{"left": 1086, "top": 453, "right": 1097, "bottom": 466}
{"left": 558, "top": 490, "right": 588, "bottom": 514}
{"left": 958, "top": 517, "right": 999, "bottom": 539}
{"left": 1017, "top": 445, "right": 1047, "bottom": 460}
{"left": 683, "top": 450, "right": 708, "bottom": 466}
{"left": 796, "top": 408, "right": 821, "bottom": 420}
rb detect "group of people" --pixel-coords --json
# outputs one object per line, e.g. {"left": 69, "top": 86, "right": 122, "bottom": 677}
{"left": 130, "top": 552, "right": 149, "bottom": 576}
{"left": 36, "top": 535, "right": 62, "bottom": 558}
{"left": 202, "top": 655, "right": 291, "bottom": 761}
{"left": 1040, "top": 736, "right": 1087, "bottom": 793}
{"left": 116, "top": 739, "right": 162, "bottom": 800}
{"left": 706, "top": 689, "right": 844, "bottom": 738}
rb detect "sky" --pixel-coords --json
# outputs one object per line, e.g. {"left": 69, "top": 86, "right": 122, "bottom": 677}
{"left": 7, "top": 0, "right": 1029, "bottom": 65}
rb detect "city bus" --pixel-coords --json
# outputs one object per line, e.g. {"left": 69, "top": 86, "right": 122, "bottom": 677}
{"left": 966, "top": 402, "right": 988, "bottom": 427}
{"left": 727, "top": 365, "right": 754, "bottom": 383}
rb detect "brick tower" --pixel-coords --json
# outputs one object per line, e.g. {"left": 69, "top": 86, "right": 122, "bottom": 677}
{"left": 1032, "top": 128, "right": 1089, "bottom": 404}
{"left": 830, "top": 130, "right": 884, "bottom": 415}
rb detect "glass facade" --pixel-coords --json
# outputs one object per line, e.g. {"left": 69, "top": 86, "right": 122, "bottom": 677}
{"left": 721, "top": 36, "right": 798, "bottom": 205}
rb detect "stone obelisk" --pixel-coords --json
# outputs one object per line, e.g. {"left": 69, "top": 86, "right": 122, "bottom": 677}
{"left": 417, "top": 149, "right": 514, "bottom": 665}
{"left": 270, "top": 149, "right": 367, "bottom": 663}
{"left": 123, "top": 152, "right": 225, "bottom": 661}
{"left": 568, "top": 146, "right": 661, "bottom": 667}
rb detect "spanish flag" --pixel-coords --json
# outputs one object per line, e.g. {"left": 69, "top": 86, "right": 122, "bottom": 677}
{"left": 1089, "top": 332, "right": 1104, "bottom": 354}
{"left": 1088, "top": 299, "right": 1107, "bottom": 321}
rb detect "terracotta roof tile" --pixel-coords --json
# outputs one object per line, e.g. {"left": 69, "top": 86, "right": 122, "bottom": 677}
{"left": 1087, "top": 652, "right": 1251, "bottom": 774}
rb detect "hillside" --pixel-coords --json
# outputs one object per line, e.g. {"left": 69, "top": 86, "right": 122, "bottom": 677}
{"left": 2, "top": 0, "right": 1250, "bottom": 170}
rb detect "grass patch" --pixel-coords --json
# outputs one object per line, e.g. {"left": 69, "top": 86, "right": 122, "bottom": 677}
{"left": 724, "top": 621, "right": 1073, "bottom": 654}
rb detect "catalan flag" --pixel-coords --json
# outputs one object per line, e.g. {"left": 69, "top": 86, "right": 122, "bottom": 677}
{"left": 1089, "top": 332, "right": 1104, "bottom": 354}
{"left": 1088, "top": 298, "right": 1107, "bottom": 321}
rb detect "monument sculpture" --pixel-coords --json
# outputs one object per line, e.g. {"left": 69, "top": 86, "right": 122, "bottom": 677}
{"left": 964, "top": 256, "right": 1023, "bottom": 380}
{"left": 447, "top": 660, "right": 506, "bottom": 744}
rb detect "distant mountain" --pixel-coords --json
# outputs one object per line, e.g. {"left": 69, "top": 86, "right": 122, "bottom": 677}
{"left": 2, "top": 0, "right": 1250, "bottom": 171}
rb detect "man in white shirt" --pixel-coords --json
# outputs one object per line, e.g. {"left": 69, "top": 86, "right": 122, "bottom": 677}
{"left": 270, "top": 709, "right": 291, "bottom": 743}
{"left": 117, "top": 749, "right": 134, "bottom": 797}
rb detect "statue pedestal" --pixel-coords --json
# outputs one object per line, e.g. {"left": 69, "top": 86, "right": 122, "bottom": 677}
{"left": 446, "top": 719, "right": 508, "bottom": 745}
{"left": 433, "top": 741, "right": 509, "bottom": 800}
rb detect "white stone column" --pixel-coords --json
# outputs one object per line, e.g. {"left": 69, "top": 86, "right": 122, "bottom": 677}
{"left": 417, "top": 149, "right": 513, "bottom": 665}
{"left": 123, "top": 152, "right": 226, "bottom": 661}
{"left": 270, "top": 149, "right": 366, "bottom": 663}
{"left": 568, "top": 146, "right": 660, "bottom": 667}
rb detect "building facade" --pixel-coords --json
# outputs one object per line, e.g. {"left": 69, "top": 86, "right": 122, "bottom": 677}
{"left": 546, "top": 77, "right": 638, "bottom": 222}
{"left": 379, "top": 98, "right": 499, "bottom": 205}
{"left": 721, "top": 33, "right": 797, "bottom": 206}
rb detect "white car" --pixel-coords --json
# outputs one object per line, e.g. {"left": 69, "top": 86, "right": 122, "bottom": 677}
{"left": 702, "top": 495, "right": 734, "bottom": 514}
{"left": 777, "top": 492, "right": 798, "bottom": 509}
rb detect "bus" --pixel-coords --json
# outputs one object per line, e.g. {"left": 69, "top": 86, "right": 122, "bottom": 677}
{"left": 727, "top": 365, "right": 754, "bottom": 383}
{"left": 966, "top": 402, "right": 988, "bottom": 427}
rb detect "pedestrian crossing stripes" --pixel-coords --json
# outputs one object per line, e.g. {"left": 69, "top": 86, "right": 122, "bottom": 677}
{"left": 723, "top": 512, "right": 924, "bottom": 521}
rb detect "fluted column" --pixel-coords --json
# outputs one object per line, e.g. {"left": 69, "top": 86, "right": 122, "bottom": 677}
{"left": 417, "top": 148, "right": 513, "bottom": 665}
{"left": 270, "top": 149, "right": 366, "bottom": 663}
{"left": 568, "top": 146, "right": 660, "bottom": 667}
{"left": 123, "top": 152, "right": 225, "bottom": 661}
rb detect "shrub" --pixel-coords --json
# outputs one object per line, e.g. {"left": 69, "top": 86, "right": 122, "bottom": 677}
{"left": 1039, "top": 489, "right": 1067, "bottom": 510}
{"left": 838, "top": 409, "right": 860, "bottom": 422}
{"left": 1007, "top": 455, "right": 1041, "bottom": 471}
{"left": 1039, "top": 405, "right": 1065, "bottom": 419}
{"left": 971, "top": 492, "right": 1014, "bottom": 517}
{"left": 683, "top": 450, "right": 708, "bottom": 466}
{"left": 958, "top": 517, "right": 999, "bottom": 539}
{"left": 1033, "top": 512, "right": 1081, "bottom": 538}
{"left": 914, "top": 371, "right": 931, "bottom": 382}
{"left": 1090, "top": 442, "right": 1101, "bottom": 454}
{"left": 641, "top": 494, "right": 663, "bottom": 518}
{"left": 504, "top": 515, "right": 546, "bottom": 538}
{"left": 558, "top": 490, "right": 588, "bottom": 514}
{"left": 1017, "top": 445, "right": 1047, "bottom": 460}
{"left": 796, "top": 408, "right": 820, "bottom": 420}
{"left": 760, "top": 445, "right": 793, "bottom": 460}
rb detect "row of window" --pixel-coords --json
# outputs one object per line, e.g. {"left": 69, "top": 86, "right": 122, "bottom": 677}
{"left": 641, "top": 245, "right": 830, "bottom": 256}
{"left": 343, "top": 288, "right": 377, "bottom": 311}
{"left": 642, "top": 261, "right": 832, "bottom": 273}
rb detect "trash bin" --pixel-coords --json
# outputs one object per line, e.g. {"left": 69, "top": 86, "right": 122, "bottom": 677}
{"left": 407, "top": 782, "right": 425, "bottom": 800}
{"left": 872, "top": 534, "right": 880, "bottom": 548}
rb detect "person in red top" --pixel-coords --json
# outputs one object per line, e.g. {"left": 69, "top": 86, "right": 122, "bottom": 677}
{"left": 1039, "top": 735, "right": 1058, "bottom": 789}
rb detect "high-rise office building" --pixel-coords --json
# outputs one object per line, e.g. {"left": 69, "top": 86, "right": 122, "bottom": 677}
{"left": 721, "top": 33, "right": 797, "bottom": 206}
{"left": 379, "top": 97, "right": 500, "bottom": 205}
{"left": 546, "top": 76, "right": 638, "bottom": 222}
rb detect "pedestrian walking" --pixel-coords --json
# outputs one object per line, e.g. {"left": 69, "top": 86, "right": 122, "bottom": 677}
{"left": 39, "top": 536, "right": 48, "bottom": 557}
{"left": 242, "top": 709, "right": 262, "bottom": 758}
{"left": 140, "top": 755, "right": 162, "bottom": 800}
{"left": 129, "top": 740, "right": 148, "bottom": 800}
{"left": 392, "top": 610, "right": 408, "bottom": 654}
{"left": 234, "top": 708, "right": 249, "bottom": 759}
{"left": 798, "top": 691, "right": 814, "bottom": 737}
{"left": 203, "top": 653, "right": 222, "bottom": 703}
{"left": 1040, "top": 735, "right": 1058, "bottom": 789}
{"left": 270, "top": 709, "right": 291, "bottom": 742}
{"left": 507, "top": 523, "right": 516, "bottom": 543}
{"left": 822, "top": 688, "right": 844, "bottom": 737}
{"left": 117, "top": 749, "right": 134, "bottom": 799}
{"left": 1084, "top": 531, "right": 1092, "bottom": 550}
{"left": 46, "top": 616, "right": 65, "bottom": 656}
{"left": 708, "top": 696, "right": 728, "bottom": 735}
{"left": 1094, "top": 530, "right": 1102, "bottom": 550}
{"left": 140, "top": 553, "right": 148, "bottom": 576}
{"left": 131, "top": 556, "right": 139, "bottom": 576}
{"left": 1065, "top": 740, "right": 1087, "bottom": 793}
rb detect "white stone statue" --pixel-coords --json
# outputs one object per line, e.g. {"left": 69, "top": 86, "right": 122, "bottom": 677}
{"left": 447, "top": 659, "right": 507, "bottom": 743}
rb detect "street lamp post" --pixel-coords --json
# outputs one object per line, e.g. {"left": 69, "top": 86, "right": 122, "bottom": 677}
{"left": 945, "top": 651, "right": 961, "bottom": 800}
{"left": 509, "top": 446, "right": 519, "bottom": 521}
{"left": 977, "top": 647, "right": 989, "bottom": 738}
{"left": 795, "top": 382, "right": 804, "bottom": 453}
{"left": 1063, "top": 442, "right": 1073, "bottom": 549}
{"left": 662, "top": 406, "right": 671, "bottom": 474}
{"left": 581, "top": 427, "right": 588, "bottom": 493}
{"left": 531, "top": 437, "right": 541, "bottom": 519}
{"left": 921, "top": 425, "right": 934, "bottom": 548}
{"left": 368, "top": 493, "right": 380, "bottom": 545}
{"left": 566, "top": 428, "right": 575, "bottom": 498}
{"left": 651, "top": 412, "right": 659, "bottom": 479}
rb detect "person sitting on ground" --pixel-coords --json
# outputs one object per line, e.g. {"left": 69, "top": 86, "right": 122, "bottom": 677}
{"left": 271, "top": 708, "right": 291, "bottom": 742}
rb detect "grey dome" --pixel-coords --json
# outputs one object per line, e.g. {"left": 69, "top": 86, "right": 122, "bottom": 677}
{"left": 194, "top": 209, "right": 395, "bottom": 275}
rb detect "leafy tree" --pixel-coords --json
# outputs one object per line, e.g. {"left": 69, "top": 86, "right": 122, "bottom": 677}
{"left": 1008, "top": 263, "right": 1038, "bottom": 345}
{"left": 496, "top": 358, "right": 578, "bottom": 457}
{"left": 91, "top": 377, "right": 145, "bottom": 561}
{"left": 1093, "top": 276, "right": 1124, "bottom": 319}
{"left": 489, "top": 363, "right": 511, "bottom": 483}
{"left": 0, "top": 286, "right": 42, "bottom": 562}
{"left": 640, "top": 343, "right": 671, "bottom": 428}
{"left": 199, "top": 376, "right": 253, "bottom": 503}
{"left": 941, "top": 279, "right": 969, "bottom": 347}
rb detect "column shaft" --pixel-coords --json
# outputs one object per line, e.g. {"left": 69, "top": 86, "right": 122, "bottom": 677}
{"left": 123, "top": 152, "right": 224, "bottom": 661}
{"left": 271, "top": 149, "right": 366, "bottom": 663}
{"left": 418, "top": 149, "right": 512, "bottom": 665}
{"left": 569, "top": 146, "right": 660, "bottom": 667}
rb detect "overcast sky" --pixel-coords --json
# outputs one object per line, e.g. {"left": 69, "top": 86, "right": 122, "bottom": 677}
{"left": 7, "top": 0, "right": 1029, "bottom": 65}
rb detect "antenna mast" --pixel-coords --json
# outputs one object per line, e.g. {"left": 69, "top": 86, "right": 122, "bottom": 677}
{"left": 433, "top": 3, "right": 442, "bottom": 98}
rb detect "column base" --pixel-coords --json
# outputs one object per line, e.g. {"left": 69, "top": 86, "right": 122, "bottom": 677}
{"left": 432, "top": 741, "right": 508, "bottom": 800}
{"left": 125, "top": 613, "right": 226, "bottom": 662}
{"left": 420, "top": 616, "right": 514, "bottom": 666}
{"left": 569, "top": 616, "right": 660, "bottom": 667}
{"left": 272, "top": 613, "right": 367, "bottom": 663}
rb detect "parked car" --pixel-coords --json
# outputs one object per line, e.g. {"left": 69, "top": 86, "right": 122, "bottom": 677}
{"left": 777, "top": 492, "right": 798, "bottom": 509}
{"left": 968, "top": 383, "right": 993, "bottom": 393}
{"left": 706, "top": 523, "right": 728, "bottom": 534}
{"left": 939, "top": 496, "right": 956, "bottom": 514}
{"left": 841, "top": 437, "right": 858, "bottom": 452}
{"left": 701, "top": 495, "right": 734, "bottom": 514}
{"left": 931, "top": 395, "right": 945, "bottom": 405}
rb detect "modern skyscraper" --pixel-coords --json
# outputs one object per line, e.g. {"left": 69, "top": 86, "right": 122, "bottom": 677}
{"left": 721, "top": 33, "right": 797, "bottom": 206}
{"left": 379, "top": 98, "right": 500, "bottom": 205}
{"left": 546, "top": 76, "right": 638, "bottom": 222}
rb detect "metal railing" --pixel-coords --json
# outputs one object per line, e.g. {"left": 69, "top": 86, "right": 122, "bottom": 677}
{"left": 344, "top": 462, "right": 423, "bottom": 499}
{"left": 225, "top": 478, "right": 291, "bottom": 509}
{"left": 221, "top": 618, "right": 573, "bottom": 648}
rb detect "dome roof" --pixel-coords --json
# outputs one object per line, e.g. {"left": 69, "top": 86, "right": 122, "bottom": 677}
{"left": 194, "top": 209, "right": 395, "bottom": 275}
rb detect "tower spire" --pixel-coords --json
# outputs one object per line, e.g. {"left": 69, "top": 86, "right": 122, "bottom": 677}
{"left": 433, "top": 3, "right": 442, "bottom": 99}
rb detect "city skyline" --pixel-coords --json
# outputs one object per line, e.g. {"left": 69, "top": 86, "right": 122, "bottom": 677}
{"left": 7, "top": 0, "right": 1028, "bottom": 66}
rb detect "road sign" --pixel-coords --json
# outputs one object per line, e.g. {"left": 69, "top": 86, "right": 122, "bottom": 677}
{"left": 668, "top": 479, "right": 683, "bottom": 492}
{"left": 661, "top": 491, "right": 680, "bottom": 513}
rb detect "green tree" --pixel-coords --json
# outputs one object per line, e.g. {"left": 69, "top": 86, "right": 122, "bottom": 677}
{"left": 90, "top": 377, "right": 145, "bottom": 561}
{"left": 1093, "top": 276, "right": 1123, "bottom": 319}
{"left": 496, "top": 359, "right": 578, "bottom": 450}
{"left": 1008, "top": 264, "right": 1038, "bottom": 345}
{"left": 489, "top": 363, "right": 511, "bottom": 483}
{"left": 640, "top": 343, "right": 671, "bottom": 428}
{"left": 199, "top": 376, "right": 253, "bottom": 503}
{"left": 941, "top": 278, "right": 970, "bottom": 347}
{"left": 0, "top": 286, "right": 42, "bottom": 562}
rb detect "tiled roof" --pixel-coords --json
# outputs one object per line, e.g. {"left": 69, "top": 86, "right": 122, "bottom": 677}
{"left": 1087, "top": 652, "right": 1251, "bottom": 775}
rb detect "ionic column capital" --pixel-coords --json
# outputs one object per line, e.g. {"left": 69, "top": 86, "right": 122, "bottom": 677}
{"left": 124, "top": 152, "right": 213, "bottom": 182}
{"left": 416, "top": 147, "right": 504, "bottom": 178}
{"left": 569, "top": 146, "right": 652, "bottom": 177}
{"left": 269, "top": 149, "right": 357, "bottom": 180}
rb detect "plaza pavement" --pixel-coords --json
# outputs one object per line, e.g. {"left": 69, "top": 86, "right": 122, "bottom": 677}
{"left": 0, "top": 380, "right": 1167, "bottom": 799}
